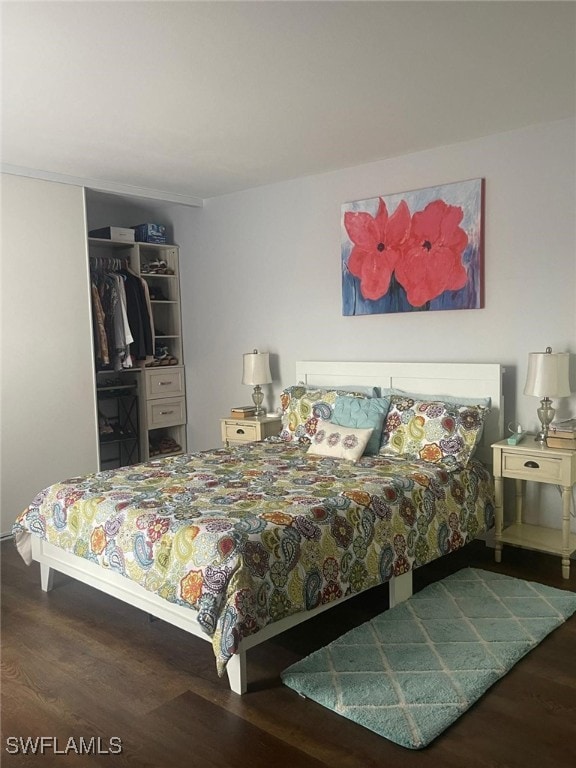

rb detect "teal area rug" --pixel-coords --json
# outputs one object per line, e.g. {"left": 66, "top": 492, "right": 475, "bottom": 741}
{"left": 281, "top": 568, "right": 576, "bottom": 749}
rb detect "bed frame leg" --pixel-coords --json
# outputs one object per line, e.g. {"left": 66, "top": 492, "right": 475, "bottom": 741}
{"left": 40, "top": 563, "right": 54, "bottom": 592}
{"left": 389, "top": 571, "right": 412, "bottom": 607}
{"left": 226, "top": 650, "right": 247, "bottom": 695}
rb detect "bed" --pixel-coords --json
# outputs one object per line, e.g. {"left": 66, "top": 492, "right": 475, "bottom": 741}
{"left": 13, "top": 360, "right": 504, "bottom": 694}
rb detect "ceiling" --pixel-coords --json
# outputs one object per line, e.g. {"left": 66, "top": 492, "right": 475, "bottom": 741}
{"left": 1, "top": 1, "right": 575, "bottom": 203}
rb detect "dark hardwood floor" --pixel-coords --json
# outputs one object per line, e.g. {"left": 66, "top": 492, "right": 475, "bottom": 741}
{"left": 2, "top": 538, "right": 575, "bottom": 767}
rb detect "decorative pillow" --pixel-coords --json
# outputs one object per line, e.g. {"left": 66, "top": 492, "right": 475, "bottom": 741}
{"left": 279, "top": 386, "right": 367, "bottom": 444}
{"left": 381, "top": 387, "right": 491, "bottom": 409}
{"left": 331, "top": 395, "right": 390, "bottom": 455}
{"left": 307, "top": 420, "right": 374, "bottom": 462}
{"left": 379, "top": 396, "right": 490, "bottom": 466}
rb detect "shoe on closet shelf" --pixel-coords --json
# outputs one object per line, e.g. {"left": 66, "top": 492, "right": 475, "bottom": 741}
{"left": 145, "top": 260, "right": 174, "bottom": 275}
{"left": 157, "top": 349, "right": 179, "bottom": 366}
{"left": 159, "top": 261, "right": 174, "bottom": 275}
{"left": 98, "top": 412, "right": 114, "bottom": 436}
{"left": 159, "top": 437, "right": 181, "bottom": 454}
{"left": 148, "top": 355, "right": 178, "bottom": 366}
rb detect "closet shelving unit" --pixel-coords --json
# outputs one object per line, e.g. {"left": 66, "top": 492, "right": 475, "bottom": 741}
{"left": 88, "top": 237, "right": 187, "bottom": 467}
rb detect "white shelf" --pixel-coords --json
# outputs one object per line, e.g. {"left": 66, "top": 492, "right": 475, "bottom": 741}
{"left": 141, "top": 273, "right": 176, "bottom": 279}
{"left": 88, "top": 237, "right": 135, "bottom": 247}
{"left": 500, "top": 522, "right": 576, "bottom": 557}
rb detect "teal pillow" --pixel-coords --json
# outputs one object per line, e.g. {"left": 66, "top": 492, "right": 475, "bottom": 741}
{"left": 331, "top": 396, "right": 390, "bottom": 455}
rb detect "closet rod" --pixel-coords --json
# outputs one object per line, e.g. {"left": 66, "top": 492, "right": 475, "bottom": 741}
{"left": 89, "top": 253, "right": 129, "bottom": 261}
{"left": 89, "top": 253, "right": 129, "bottom": 271}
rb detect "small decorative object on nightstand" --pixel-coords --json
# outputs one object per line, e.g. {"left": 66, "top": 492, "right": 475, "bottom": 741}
{"left": 523, "top": 347, "right": 571, "bottom": 444}
{"left": 492, "top": 438, "right": 576, "bottom": 579}
{"left": 221, "top": 414, "right": 282, "bottom": 447}
{"left": 242, "top": 349, "right": 272, "bottom": 416}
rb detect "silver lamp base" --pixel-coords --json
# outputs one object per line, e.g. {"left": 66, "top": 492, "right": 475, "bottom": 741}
{"left": 534, "top": 396, "right": 555, "bottom": 444}
{"left": 251, "top": 385, "right": 265, "bottom": 416}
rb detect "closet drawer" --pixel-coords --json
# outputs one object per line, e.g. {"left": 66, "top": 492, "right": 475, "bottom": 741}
{"left": 147, "top": 397, "right": 186, "bottom": 429}
{"left": 145, "top": 367, "right": 185, "bottom": 399}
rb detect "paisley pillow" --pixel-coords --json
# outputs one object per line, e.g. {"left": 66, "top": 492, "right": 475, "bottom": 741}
{"left": 279, "top": 387, "right": 367, "bottom": 445}
{"left": 307, "top": 420, "right": 374, "bottom": 462}
{"left": 381, "top": 387, "right": 491, "bottom": 409}
{"left": 379, "top": 396, "right": 489, "bottom": 467}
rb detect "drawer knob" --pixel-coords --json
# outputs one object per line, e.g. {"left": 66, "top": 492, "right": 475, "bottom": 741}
{"left": 159, "top": 381, "right": 171, "bottom": 386}
{"left": 524, "top": 460, "right": 540, "bottom": 469}
{"left": 236, "top": 428, "right": 245, "bottom": 435}
{"left": 160, "top": 410, "right": 174, "bottom": 415}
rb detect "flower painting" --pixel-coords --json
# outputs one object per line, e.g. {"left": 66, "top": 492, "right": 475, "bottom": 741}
{"left": 342, "top": 179, "right": 483, "bottom": 315}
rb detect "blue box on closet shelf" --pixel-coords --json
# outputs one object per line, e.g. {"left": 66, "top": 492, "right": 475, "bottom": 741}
{"left": 131, "top": 223, "right": 167, "bottom": 244}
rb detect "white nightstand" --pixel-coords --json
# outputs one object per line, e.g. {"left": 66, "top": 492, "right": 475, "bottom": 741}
{"left": 221, "top": 415, "right": 282, "bottom": 447}
{"left": 492, "top": 438, "right": 576, "bottom": 579}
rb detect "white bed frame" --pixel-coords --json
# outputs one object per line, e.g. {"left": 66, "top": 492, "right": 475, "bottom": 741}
{"left": 30, "top": 361, "right": 504, "bottom": 694}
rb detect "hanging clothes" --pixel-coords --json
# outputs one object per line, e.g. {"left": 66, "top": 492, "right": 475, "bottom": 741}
{"left": 90, "top": 257, "right": 153, "bottom": 371}
{"left": 121, "top": 269, "right": 153, "bottom": 362}
{"left": 110, "top": 272, "right": 133, "bottom": 369}
{"left": 91, "top": 282, "right": 109, "bottom": 368}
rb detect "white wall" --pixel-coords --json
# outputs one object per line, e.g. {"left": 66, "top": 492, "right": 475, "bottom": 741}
{"left": 173, "top": 119, "right": 575, "bottom": 530}
{"left": 0, "top": 175, "right": 99, "bottom": 535}
{"left": 3, "top": 120, "right": 572, "bottom": 537}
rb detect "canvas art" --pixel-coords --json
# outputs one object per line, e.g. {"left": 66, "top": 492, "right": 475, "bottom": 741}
{"left": 341, "top": 178, "right": 483, "bottom": 315}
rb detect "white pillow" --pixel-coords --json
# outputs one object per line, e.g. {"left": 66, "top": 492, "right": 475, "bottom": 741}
{"left": 307, "top": 419, "right": 374, "bottom": 462}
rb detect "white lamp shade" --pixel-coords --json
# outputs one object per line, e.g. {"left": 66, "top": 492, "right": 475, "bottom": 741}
{"left": 242, "top": 350, "right": 272, "bottom": 385}
{"left": 524, "top": 350, "right": 571, "bottom": 397}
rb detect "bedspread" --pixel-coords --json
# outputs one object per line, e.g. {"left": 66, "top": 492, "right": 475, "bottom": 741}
{"left": 13, "top": 440, "right": 494, "bottom": 674}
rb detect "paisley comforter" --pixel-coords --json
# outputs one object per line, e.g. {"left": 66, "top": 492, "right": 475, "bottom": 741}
{"left": 13, "top": 440, "right": 494, "bottom": 675}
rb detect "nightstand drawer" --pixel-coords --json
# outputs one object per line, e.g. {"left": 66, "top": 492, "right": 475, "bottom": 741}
{"left": 147, "top": 397, "right": 186, "bottom": 429}
{"left": 502, "top": 452, "right": 564, "bottom": 483}
{"left": 223, "top": 422, "right": 258, "bottom": 442}
{"left": 145, "top": 367, "right": 185, "bottom": 399}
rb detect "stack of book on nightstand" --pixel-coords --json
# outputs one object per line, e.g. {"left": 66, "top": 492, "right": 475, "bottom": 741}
{"left": 547, "top": 418, "right": 576, "bottom": 450}
{"left": 230, "top": 405, "right": 257, "bottom": 419}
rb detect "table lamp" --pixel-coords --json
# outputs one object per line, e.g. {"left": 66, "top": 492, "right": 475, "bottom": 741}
{"left": 242, "top": 349, "right": 272, "bottom": 416}
{"left": 523, "top": 347, "right": 571, "bottom": 443}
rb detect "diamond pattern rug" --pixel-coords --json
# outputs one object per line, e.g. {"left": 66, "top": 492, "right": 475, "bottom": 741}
{"left": 281, "top": 568, "right": 576, "bottom": 749}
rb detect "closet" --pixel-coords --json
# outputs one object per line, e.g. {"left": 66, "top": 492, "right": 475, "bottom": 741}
{"left": 88, "top": 231, "right": 187, "bottom": 470}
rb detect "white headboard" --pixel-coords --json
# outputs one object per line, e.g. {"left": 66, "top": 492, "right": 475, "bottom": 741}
{"left": 295, "top": 360, "right": 505, "bottom": 464}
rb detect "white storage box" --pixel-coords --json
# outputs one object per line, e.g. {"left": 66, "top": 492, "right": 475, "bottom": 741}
{"left": 89, "top": 227, "right": 135, "bottom": 242}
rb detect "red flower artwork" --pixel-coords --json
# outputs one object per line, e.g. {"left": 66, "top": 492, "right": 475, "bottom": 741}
{"left": 341, "top": 179, "right": 483, "bottom": 314}
{"left": 395, "top": 199, "right": 468, "bottom": 307}
{"left": 344, "top": 198, "right": 410, "bottom": 300}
